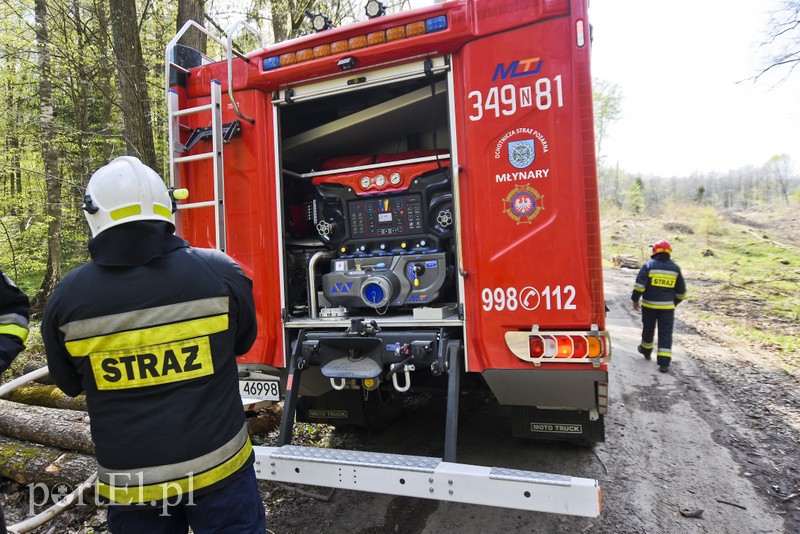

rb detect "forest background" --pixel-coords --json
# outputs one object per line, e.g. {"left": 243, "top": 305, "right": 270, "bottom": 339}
{"left": 0, "top": 0, "right": 798, "bottom": 316}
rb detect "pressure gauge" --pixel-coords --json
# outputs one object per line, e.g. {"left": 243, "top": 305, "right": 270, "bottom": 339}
{"left": 374, "top": 174, "right": 386, "bottom": 187}
{"left": 360, "top": 176, "right": 371, "bottom": 189}
{"left": 389, "top": 172, "right": 402, "bottom": 185}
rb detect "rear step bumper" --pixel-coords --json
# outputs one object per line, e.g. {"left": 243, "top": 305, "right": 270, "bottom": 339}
{"left": 252, "top": 445, "right": 601, "bottom": 517}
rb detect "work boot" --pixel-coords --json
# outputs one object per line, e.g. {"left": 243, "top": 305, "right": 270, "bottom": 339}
{"left": 637, "top": 345, "right": 651, "bottom": 360}
{"left": 659, "top": 365, "right": 669, "bottom": 373}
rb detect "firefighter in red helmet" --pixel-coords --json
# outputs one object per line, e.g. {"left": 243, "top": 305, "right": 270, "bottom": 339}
{"left": 631, "top": 240, "right": 687, "bottom": 372}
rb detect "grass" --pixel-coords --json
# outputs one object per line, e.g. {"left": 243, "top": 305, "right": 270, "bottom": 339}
{"left": 600, "top": 201, "right": 800, "bottom": 366}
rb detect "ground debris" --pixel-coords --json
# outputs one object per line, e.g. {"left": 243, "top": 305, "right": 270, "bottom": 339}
{"left": 716, "top": 498, "right": 747, "bottom": 510}
{"left": 781, "top": 492, "right": 800, "bottom": 503}
{"left": 680, "top": 508, "right": 704, "bottom": 518}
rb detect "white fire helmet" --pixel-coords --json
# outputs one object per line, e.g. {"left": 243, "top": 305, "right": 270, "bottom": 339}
{"left": 83, "top": 156, "right": 173, "bottom": 237}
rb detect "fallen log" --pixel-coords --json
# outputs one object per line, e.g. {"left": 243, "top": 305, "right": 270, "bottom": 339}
{"left": 0, "top": 435, "right": 96, "bottom": 487}
{"left": 0, "top": 400, "right": 94, "bottom": 454}
{"left": 3, "top": 384, "right": 87, "bottom": 411}
{"left": 611, "top": 254, "right": 641, "bottom": 269}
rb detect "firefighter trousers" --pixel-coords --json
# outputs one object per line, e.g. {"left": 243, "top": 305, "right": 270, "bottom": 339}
{"left": 640, "top": 307, "right": 674, "bottom": 368}
{"left": 106, "top": 468, "right": 266, "bottom": 534}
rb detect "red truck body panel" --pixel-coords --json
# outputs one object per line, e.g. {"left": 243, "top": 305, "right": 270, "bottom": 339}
{"left": 169, "top": 0, "right": 608, "bottom": 443}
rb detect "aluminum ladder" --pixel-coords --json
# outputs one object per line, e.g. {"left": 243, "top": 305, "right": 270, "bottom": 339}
{"left": 164, "top": 20, "right": 264, "bottom": 252}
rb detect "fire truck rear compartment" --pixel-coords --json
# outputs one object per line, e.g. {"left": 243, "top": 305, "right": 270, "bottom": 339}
{"left": 277, "top": 65, "right": 456, "bottom": 318}
{"left": 275, "top": 64, "right": 460, "bottom": 434}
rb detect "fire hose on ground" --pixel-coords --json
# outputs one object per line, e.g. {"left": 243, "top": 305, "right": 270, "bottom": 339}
{"left": 0, "top": 366, "right": 98, "bottom": 534}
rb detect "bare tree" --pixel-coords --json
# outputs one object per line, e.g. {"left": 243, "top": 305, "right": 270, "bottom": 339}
{"left": 593, "top": 78, "right": 622, "bottom": 166}
{"left": 31, "top": 0, "right": 63, "bottom": 315}
{"left": 765, "top": 154, "right": 794, "bottom": 203}
{"left": 759, "top": 0, "right": 800, "bottom": 79}
{"left": 592, "top": 79, "right": 622, "bottom": 201}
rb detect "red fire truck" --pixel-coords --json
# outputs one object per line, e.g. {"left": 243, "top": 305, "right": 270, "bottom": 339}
{"left": 165, "top": 0, "right": 609, "bottom": 516}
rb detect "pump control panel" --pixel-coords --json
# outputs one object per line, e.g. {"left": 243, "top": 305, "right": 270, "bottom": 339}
{"left": 312, "top": 163, "right": 454, "bottom": 309}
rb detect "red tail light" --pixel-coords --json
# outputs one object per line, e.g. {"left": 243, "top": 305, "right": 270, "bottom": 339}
{"left": 572, "top": 336, "right": 588, "bottom": 357}
{"left": 519, "top": 332, "right": 610, "bottom": 361}
{"left": 529, "top": 337, "right": 545, "bottom": 358}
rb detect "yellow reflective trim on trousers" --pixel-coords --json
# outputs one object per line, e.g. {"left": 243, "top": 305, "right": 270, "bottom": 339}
{"left": 97, "top": 437, "right": 253, "bottom": 504}
{"left": 65, "top": 314, "right": 228, "bottom": 356}
{"left": 0, "top": 323, "right": 29, "bottom": 345}
{"left": 641, "top": 304, "right": 675, "bottom": 310}
{"left": 89, "top": 336, "right": 214, "bottom": 390}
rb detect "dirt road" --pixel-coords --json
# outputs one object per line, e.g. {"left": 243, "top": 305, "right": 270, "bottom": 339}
{"left": 265, "top": 268, "right": 795, "bottom": 533}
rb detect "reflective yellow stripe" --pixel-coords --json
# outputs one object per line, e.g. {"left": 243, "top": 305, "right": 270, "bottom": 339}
{"left": 61, "top": 297, "right": 229, "bottom": 342}
{"left": 153, "top": 204, "right": 171, "bottom": 218}
{"left": 97, "top": 436, "right": 253, "bottom": 503}
{"left": 0, "top": 323, "right": 29, "bottom": 345}
{"left": 110, "top": 204, "right": 142, "bottom": 221}
{"left": 98, "top": 424, "right": 248, "bottom": 485}
{"left": 641, "top": 299, "right": 675, "bottom": 310}
{"left": 65, "top": 314, "right": 228, "bottom": 356}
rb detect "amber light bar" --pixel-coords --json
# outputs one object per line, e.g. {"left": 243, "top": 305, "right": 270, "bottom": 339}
{"left": 262, "top": 15, "right": 447, "bottom": 71}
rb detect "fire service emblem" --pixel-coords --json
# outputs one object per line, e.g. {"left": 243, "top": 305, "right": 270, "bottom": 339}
{"left": 503, "top": 184, "right": 544, "bottom": 224}
{"left": 508, "top": 139, "right": 535, "bottom": 169}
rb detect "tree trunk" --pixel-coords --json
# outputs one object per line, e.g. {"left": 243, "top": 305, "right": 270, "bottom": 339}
{"left": 3, "top": 76, "right": 23, "bottom": 211}
{"left": 30, "top": 0, "right": 62, "bottom": 318}
{"left": 271, "top": 0, "right": 314, "bottom": 43}
{"left": 94, "top": 0, "right": 118, "bottom": 164}
{"left": 0, "top": 400, "right": 94, "bottom": 454}
{"left": 177, "top": 0, "right": 207, "bottom": 54}
{"left": 108, "top": 0, "right": 158, "bottom": 173}
{"left": 0, "top": 436, "right": 96, "bottom": 487}
{"left": 4, "top": 384, "right": 87, "bottom": 411}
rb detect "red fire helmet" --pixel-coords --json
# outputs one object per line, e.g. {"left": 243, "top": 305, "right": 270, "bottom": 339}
{"left": 651, "top": 240, "right": 672, "bottom": 256}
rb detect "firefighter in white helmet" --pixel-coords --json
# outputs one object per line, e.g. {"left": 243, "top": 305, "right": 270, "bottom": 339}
{"left": 42, "top": 157, "right": 266, "bottom": 533}
{"left": 631, "top": 240, "right": 687, "bottom": 373}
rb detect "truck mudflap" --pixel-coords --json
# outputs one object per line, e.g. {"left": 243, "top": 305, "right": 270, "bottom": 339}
{"left": 252, "top": 445, "right": 601, "bottom": 517}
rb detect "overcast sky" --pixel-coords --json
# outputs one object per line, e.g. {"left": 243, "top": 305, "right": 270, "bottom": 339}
{"left": 589, "top": 0, "right": 800, "bottom": 177}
